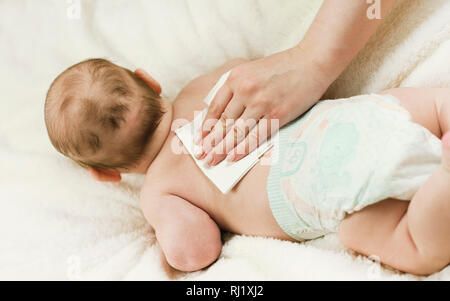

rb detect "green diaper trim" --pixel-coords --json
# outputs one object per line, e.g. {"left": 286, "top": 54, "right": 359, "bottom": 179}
{"left": 267, "top": 123, "right": 311, "bottom": 241}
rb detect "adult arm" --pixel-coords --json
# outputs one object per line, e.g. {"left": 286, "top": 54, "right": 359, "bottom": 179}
{"left": 196, "top": 0, "right": 396, "bottom": 165}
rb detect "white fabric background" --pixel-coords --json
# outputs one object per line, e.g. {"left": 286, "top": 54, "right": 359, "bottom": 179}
{"left": 0, "top": 0, "right": 449, "bottom": 280}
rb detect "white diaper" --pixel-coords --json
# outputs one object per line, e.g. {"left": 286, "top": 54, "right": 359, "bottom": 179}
{"left": 267, "top": 93, "right": 442, "bottom": 240}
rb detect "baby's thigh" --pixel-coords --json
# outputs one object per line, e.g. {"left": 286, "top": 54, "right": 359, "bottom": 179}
{"left": 379, "top": 88, "right": 442, "bottom": 137}
{"left": 338, "top": 199, "right": 409, "bottom": 255}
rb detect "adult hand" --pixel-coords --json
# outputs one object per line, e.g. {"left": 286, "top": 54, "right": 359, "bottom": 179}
{"left": 195, "top": 0, "right": 395, "bottom": 166}
{"left": 195, "top": 47, "right": 330, "bottom": 166}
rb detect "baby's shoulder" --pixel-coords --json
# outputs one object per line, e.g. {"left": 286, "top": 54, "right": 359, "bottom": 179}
{"left": 140, "top": 170, "right": 172, "bottom": 205}
{"left": 141, "top": 153, "right": 175, "bottom": 192}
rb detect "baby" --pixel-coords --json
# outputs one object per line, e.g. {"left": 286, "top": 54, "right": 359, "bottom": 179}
{"left": 44, "top": 58, "right": 450, "bottom": 275}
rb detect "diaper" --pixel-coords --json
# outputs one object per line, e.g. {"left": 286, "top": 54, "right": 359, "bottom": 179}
{"left": 267, "top": 93, "right": 442, "bottom": 240}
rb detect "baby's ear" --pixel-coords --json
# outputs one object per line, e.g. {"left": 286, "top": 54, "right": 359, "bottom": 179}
{"left": 135, "top": 69, "right": 162, "bottom": 95}
{"left": 89, "top": 168, "right": 122, "bottom": 182}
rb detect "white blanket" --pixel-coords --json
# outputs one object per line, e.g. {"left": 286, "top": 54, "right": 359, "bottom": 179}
{"left": 0, "top": 0, "right": 449, "bottom": 280}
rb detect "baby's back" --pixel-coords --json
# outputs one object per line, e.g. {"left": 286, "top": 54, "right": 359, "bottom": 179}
{"left": 143, "top": 62, "right": 291, "bottom": 240}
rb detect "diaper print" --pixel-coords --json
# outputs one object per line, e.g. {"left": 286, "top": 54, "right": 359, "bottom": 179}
{"left": 312, "top": 122, "right": 359, "bottom": 192}
{"left": 280, "top": 141, "right": 307, "bottom": 178}
{"left": 268, "top": 94, "right": 442, "bottom": 239}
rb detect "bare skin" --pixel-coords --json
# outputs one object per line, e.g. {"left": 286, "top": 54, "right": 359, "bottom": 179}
{"left": 139, "top": 60, "right": 293, "bottom": 273}
{"left": 197, "top": 0, "right": 396, "bottom": 166}
{"left": 92, "top": 59, "right": 450, "bottom": 275}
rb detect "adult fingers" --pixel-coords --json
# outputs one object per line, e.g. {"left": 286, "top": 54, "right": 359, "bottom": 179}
{"left": 197, "top": 98, "right": 246, "bottom": 159}
{"left": 204, "top": 108, "right": 263, "bottom": 166}
{"left": 196, "top": 85, "right": 233, "bottom": 144}
{"left": 226, "top": 115, "right": 277, "bottom": 163}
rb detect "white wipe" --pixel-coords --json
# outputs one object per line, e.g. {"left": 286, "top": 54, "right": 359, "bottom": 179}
{"left": 175, "top": 71, "right": 277, "bottom": 194}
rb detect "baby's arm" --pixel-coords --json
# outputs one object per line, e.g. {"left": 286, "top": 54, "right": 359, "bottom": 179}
{"left": 140, "top": 191, "right": 222, "bottom": 272}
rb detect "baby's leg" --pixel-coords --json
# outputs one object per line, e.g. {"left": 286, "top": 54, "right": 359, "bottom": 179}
{"left": 406, "top": 133, "right": 450, "bottom": 270}
{"left": 339, "top": 135, "right": 450, "bottom": 275}
{"left": 339, "top": 87, "right": 450, "bottom": 275}
{"left": 378, "top": 87, "right": 450, "bottom": 137}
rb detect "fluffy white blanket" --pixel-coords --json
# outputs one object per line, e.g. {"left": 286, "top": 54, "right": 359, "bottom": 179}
{"left": 0, "top": 0, "right": 449, "bottom": 280}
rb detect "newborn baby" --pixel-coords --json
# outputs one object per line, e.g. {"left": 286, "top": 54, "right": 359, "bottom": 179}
{"left": 44, "top": 58, "right": 450, "bottom": 275}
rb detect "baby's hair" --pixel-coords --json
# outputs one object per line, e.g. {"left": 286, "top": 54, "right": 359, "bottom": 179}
{"left": 44, "top": 58, "right": 164, "bottom": 170}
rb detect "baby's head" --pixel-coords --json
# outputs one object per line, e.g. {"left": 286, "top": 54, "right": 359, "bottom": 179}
{"left": 45, "top": 58, "right": 166, "bottom": 180}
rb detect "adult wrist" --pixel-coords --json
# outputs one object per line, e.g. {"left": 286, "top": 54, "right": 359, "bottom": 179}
{"left": 290, "top": 41, "right": 349, "bottom": 89}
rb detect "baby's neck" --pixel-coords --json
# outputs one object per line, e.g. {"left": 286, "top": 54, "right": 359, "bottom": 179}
{"left": 135, "top": 99, "right": 174, "bottom": 174}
